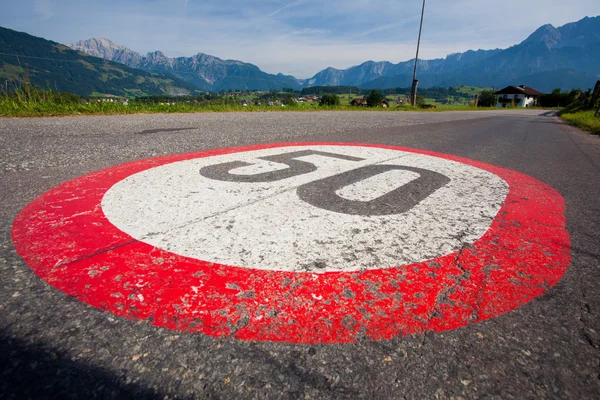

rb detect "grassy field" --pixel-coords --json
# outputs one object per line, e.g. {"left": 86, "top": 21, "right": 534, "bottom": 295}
{"left": 558, "top": 102, "right": 600, "bottom": 133}
{"left": 0, "top": 101, "right": 503, "bottom": 117}
{"left": 455, "top": 85, "right": 493, "bottom": 96}
{"left": 0, "top": 98, "right": 491, "bottom": 117}
{"left": 0, "top": 86, "right": 500, "bottom": 117}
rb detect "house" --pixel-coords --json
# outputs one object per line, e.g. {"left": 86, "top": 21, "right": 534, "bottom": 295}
{"left": 350, "top": 98, "right": 368, "bottom": 106}
{"left": 494, "top": 85, "right": 543, "bottom": 108}
{"left": 381, "top": 99, "right": 390, "bottom": 108}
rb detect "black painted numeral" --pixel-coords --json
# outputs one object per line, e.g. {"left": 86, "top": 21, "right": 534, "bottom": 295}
{"left": 199, "top": 150, "right": 363, "bottom": 182}
{"left": 200, "top": 151, "right": 450, "bottom": 215}
{"left": 296, "top": 165, "right": 450, "bottom": 216}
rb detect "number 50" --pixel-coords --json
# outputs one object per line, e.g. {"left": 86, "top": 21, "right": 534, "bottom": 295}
{"left": 199, "top": 150, "right": 449, "bottom": 216}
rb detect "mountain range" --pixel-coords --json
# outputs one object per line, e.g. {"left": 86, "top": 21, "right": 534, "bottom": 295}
{"left": 0, "top": 27, "right": 200, "bottom": 97}
{"left": 69, "top": 38, "right": 304, "bottom": 92}
{"left": 308, "top": 16, "right": 600, "bottom": 92}
{"left": 69, "top": 16, "right": 599, "bottom": 93}
{"left": 304, "top": 49, "right": 502, "bottom": 87}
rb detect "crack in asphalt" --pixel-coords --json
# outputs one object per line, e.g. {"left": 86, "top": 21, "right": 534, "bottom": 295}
{"left": 53, "top": 239, "right": 138, "bottom": 269}
{"left": 119, "top": 152, "right": 415, "bottom": 244}
{"left": 137, "top": 127, "right": 197, "bottom": 135}
{"left": 579, "top": 288, "right": 600, "bottom": 380}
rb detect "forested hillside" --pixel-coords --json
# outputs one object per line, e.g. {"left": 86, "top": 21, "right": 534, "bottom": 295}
{"left": 0, "top": 27, "right": 200, "bottom": 97}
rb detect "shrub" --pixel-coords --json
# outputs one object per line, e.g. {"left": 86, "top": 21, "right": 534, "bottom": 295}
{"left": 319, "top": 94, "right": 340, "bottom": 107}
{"left": 478, "top": 90, "right": 496, "bottom": 107}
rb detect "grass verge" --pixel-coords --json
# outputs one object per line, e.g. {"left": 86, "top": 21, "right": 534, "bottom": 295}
{"left": 558, "top": 103, "right": 600, "bottom": 134}
{"left": 0, "top": 101, "right": 501, "bottom": 117}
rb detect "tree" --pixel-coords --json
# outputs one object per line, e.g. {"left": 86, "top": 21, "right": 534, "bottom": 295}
{"left": 567, "top": 89, "right": 583, "bottom": 104}
{"left": 283, "top": 94, "right": 296, "bottom": 106}
{"left": 319, "top": 94, "right": 340, "bottom": 106}
{"left": 478, "top": 89, "right": 496, "bottom": 107}
{"left": 366, "top": 90, "right": 383, "bottom": 107}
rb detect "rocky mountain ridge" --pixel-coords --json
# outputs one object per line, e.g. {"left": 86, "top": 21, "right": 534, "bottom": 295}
{"left": 70, "top": 39, "right": 304, "bottom": 92}
{"left": 67, "top": 15, "right": 600, "bottom": 92}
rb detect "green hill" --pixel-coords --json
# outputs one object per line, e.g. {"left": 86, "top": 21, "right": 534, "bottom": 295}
{"left": 0, "top": 26, "right": 200, "bottom": 97}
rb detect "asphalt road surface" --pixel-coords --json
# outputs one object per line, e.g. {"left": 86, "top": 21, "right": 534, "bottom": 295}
{"left": 1, "top": 110, "right": 600, "bottom": 399}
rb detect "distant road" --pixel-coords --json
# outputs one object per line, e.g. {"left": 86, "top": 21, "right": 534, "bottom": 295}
{"left": 2, "top": 110, "right": 600, "bottom": 399}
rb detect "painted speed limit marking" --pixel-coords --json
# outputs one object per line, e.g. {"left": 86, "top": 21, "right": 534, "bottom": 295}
{"left": 104, "top": 146, "right": 505, "bottom": 272}
{"left": 12, "top": 143, "right": 571, "bottom": 344}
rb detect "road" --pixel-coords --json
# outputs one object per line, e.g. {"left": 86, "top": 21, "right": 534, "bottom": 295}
{"left": 1, "top": 109, "right": 600, "bottom": 399}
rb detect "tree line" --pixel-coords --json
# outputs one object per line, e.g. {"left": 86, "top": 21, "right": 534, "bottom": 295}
{"left": 300, "top": 86, "right": 473, "bottom": 102}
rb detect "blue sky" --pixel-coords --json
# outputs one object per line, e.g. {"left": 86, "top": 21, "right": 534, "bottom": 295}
{"left": 2, "top": 0, "right": 599, "bottom": 78}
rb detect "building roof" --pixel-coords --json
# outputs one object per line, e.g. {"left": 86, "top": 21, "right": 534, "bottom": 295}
{"left": 494, "top": 85, "right": 543, "bottom": 96}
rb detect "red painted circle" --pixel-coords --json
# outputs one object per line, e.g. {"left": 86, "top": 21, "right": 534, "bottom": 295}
{"left": 12, "top": 143, "right": 571, "bottom": 344}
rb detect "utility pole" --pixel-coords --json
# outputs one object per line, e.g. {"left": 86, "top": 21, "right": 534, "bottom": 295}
{"left": 411, "top": 0, "right": 426, "bottom": 106}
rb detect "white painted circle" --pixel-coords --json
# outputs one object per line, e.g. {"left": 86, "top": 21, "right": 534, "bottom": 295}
{"left": 102, "top": 145, "right": 508, "bottom": 272}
